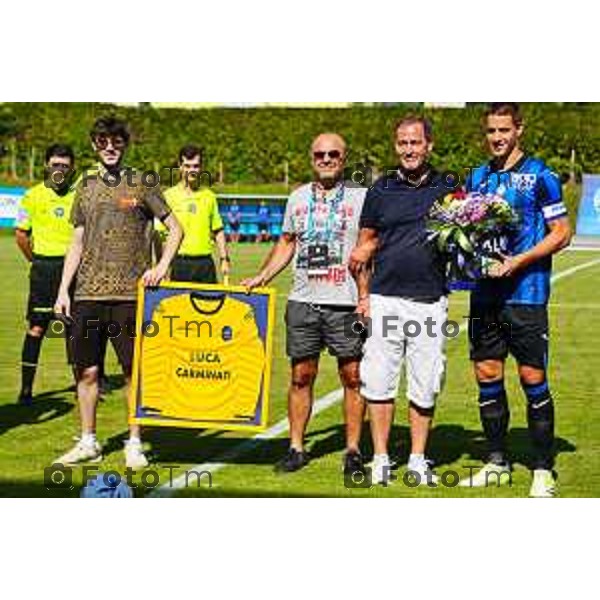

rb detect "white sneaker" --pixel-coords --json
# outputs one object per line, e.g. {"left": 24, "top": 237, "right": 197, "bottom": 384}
{"left": 407, "top": 458, "right": 439, "bottom": 487}
{"left": 56, "top": 441, "right": 103, "bottom": 465}
{"left": 459, "top": 462, "right": 512, "bottom": 488}
{"left": 125, "top": 440, "right": 149, "bottom": 469}
{"left": 529, "top": 469, "right": 556, "bottom": 498}
{"left": 370, "top": 455, "right": 394, "bottom": 486}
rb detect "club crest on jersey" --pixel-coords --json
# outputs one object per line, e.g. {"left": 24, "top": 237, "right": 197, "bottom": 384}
{"left": 188, "top": 203, "right": 197, "bottom": 214}
{"left": 54, "top": 207, "right": 65, "bottom": 218}
{"left": 221, "top": 326, "right": 233, "bottom": 341}
{"left": 511, "top": 173, "right": 537, "bottom": 193}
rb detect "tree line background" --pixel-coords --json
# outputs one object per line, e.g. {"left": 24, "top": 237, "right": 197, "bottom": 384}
{"left": 0, "top": 102, "right": 597, "bottom": 219}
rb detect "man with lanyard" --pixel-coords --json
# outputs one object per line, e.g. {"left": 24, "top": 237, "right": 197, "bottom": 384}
{"left": 350, "top": 117, "right": 449, "bottom": 486}
{"left": 460, "top": 103, "right": 571, "bottom": 497}
{"left": 243, "top": 133, "right": 367, "bottom": 475}
{"left": 15, "top": 144, "right": 76, "bottom": 405}
{"left": 160, "top": 145, "right": 231, "bottom": 284}
{"left": 54, "top": 117, "right": 183, "bottom": 468}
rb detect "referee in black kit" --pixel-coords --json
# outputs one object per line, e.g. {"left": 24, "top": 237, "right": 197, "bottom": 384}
{"left": 15, "top": 144, "right": 77, "bottom": 405}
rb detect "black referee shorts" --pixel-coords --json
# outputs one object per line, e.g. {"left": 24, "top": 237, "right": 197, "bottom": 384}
{"left": 72, "top": 301, "right": 137, "bottom": 376}
{"left": 27, "top": 255, "right": 64, "bottom": 327}
{"left": 468, "top": 302, "right": 549, "bottom": 370}
{"left": 172, "top": 255, "right": 217, "bottom": 284}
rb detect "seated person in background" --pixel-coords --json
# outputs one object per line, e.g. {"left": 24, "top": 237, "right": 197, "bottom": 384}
{"left": 256, "top": 200, "right": 271, "bottom": 243}
{"left": 227, "top": 199, "right": 242, "bottom": 244}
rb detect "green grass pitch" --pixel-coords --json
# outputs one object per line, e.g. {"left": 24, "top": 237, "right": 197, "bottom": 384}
{"left": 0, "top": 232, "right": 599, "bottom": 497}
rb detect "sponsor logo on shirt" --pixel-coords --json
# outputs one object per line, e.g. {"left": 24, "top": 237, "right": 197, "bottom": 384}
{"left": 511, "top": 173, "right": 537, "bottom": 193}
{"left": 118, "top": 196, "right": 140, "bottom": 209}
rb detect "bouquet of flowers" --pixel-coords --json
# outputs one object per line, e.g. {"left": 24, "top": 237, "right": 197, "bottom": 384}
{"left": 427, "top": 191, "right": 518, "bottom": 290}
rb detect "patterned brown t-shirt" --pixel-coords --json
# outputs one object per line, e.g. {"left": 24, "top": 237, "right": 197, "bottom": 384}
{"left": 71, "top": 168, "right": 171, "bottom": 301}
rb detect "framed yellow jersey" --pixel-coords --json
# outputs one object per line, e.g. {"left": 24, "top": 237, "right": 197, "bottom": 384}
{"left": 129, "top": 281, "right": 276, "bottom": 432}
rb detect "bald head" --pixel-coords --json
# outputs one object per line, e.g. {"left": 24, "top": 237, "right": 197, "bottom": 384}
{"left": 311, "top": 133, "right": 347, "bottom": 155}
{"left": 311, "top": 132, "right": 347, "bottom": 186}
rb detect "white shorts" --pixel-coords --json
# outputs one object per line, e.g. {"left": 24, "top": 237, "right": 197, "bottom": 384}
{"left": 360, "top": 294, "right": 448, "bottom": 409}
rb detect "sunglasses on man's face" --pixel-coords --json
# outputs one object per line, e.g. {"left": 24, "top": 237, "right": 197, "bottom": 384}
{"left": 313, "top": 150, "right": 342, "bottom": 161}
{"left": 94, "top": 135, "right": 127, "bottom": 151}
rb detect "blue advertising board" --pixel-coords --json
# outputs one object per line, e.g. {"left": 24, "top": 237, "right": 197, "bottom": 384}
{"left": 576, "top": 175, "right": 600, "bottom": 237}
{"left": 0, "top": 187, "right": 26, "bottom": 228}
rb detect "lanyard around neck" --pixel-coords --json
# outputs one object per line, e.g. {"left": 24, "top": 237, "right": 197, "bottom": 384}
{"left": 307, "top": 182, "right": 345, "bottom": 235}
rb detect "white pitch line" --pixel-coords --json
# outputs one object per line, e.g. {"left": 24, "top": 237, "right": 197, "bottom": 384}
{"left": 551, "top": 257, "right": 600, "bottom": 282}
{"left": 567, "top": 245, "right": 600, "bottom": 252}
{"left": 150, "top": 388, "right": 343, "bottom": 496}
{"left": 150, "top": 256, "right": 600, "bottom": 496}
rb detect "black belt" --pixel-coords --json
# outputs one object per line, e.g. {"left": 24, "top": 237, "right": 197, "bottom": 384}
{"left": 176, "top": 255, "right": 213, "bottom": 260}
{"left": 32, "top": 254, "right": 64, "bottom": 261}
{"left": 399, "top": 295, "right": 445, "bottom": 304}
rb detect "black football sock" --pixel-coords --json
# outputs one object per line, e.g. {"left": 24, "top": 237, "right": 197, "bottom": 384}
{"left": 21, "top": 332, "right": 44, "bottom": 396}
{"left": 478, "top": 380, "right": 510, "bottom": 465}
{"left": 523, "top": 380, "right": 555, "bottom": 471}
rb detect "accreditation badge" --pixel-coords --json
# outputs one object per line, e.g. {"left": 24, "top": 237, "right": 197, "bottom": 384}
{"left": 306, "top": 243, "right": 330, "bottom": 276}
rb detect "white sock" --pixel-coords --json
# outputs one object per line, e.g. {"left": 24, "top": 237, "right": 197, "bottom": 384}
{"left": 81, "top": 433, "right": 96, "bottom": 447}
{"left": 408, "top": 454, "right": 426, "bottom": 469}
{"left": 373, "top": 453, "right": 389, "bottom": 465}
{"left": 128, "top": 436, "right": 142, "bottom": 446}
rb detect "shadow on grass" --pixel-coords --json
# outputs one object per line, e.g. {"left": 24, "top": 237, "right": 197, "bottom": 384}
{"left": 102, "top": 373, "right": 126, "bottom": 393}
{"left": 0, "top": 479, "right": 336, "bottom": 498}
{"left": 0, "top": 395, "right": 74, "bottom": 437}
{"left": 427, "top": 425, "right": 576, "bottom": 471}
{"left": 122, "top": 422, "right": 577, "bottom": 473}
{"left": 0, "top": 422, "right": 579, "bottom": 498}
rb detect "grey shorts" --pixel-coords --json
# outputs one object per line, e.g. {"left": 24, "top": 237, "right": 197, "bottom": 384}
{"left": 285, "top": 300, "right": 363, "bottom": 361}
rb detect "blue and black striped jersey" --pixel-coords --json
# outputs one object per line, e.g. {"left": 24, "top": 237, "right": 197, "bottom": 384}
{"left": 466, "top": 155, "right": 568, "bottom": 305}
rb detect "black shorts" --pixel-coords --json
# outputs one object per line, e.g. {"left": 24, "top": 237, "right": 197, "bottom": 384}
{"left": 27, "top": 256, "right": 64, "bottom": 326}
{"left": 285, "top": 300, "right": 363, "bottom": 361}
{"left": 229, "top": 221, "right": 241, "bottom": 232}
{"left": 72, "top": 301, "right": 136, "bottom": 376}
{"left": 468, "top": 302, "right": 549, "bottom": 370}
{"left": 172, "top": 256, "right": 217, "bottom": 284}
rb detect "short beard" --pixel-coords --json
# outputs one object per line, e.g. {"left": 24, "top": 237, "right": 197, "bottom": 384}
{"left": 187, "top": 176, "right": 201, "bottom": 190}
{"left": 399, "top": 161, "right": 428, "bottom": 177}
{"left": 50, "top": 181, "right": 71, "bottom": 196}
{"left": 316, "top": 173, "right": 340, "bottom": 190}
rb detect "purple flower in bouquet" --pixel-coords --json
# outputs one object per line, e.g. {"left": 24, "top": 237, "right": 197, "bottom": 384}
{"left": 427, "top": 191, "right": 518, "bottom": 290}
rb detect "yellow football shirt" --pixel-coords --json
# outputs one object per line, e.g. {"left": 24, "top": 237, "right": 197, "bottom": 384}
{"left": 160, "top": 184, "right": 224, "bottom": 256}
{"left": 141, "top": 293, "right": 265, "bottom": 422}
{"left": 16, "top": 183, "right": 75, "bottom": 257}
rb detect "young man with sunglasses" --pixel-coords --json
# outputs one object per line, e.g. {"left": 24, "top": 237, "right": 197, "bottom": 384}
{"left": 54, "top": 117, "right": 183, "bottom": 468}
{"left": 460, "top": 103, "right": 572, "bottom": 497}
{"left": 243, "top": 134, "right": 367, "bottom": 475}
{"left": 158, "top": 145, "right": 230, "bottom": 284}
{"left": 15, "top": 144, "right": 77, "bottom": 405}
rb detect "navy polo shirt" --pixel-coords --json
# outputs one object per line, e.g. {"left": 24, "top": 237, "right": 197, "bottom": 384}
{"left": 360, "top": 170, "right": 448, "bottom": 300}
